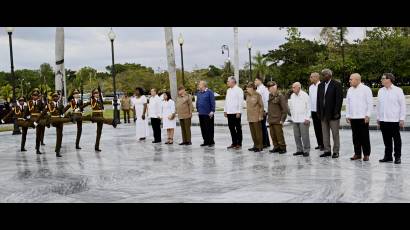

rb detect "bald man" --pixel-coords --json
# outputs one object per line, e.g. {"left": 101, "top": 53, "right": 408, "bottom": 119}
{"left": 309, "top": 72, "right": 323, "bottom": 151}
{"left": 346, "top": 73, "right": 373, "bottom": 161}
{"left": 289, "top": 82, "right": 311, "bottom": 157}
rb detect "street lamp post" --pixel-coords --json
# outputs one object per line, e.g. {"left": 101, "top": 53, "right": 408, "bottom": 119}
{"left": 178, "top": 33, "right": 185, "bottom": 87}
{"left": 221, "top": 45, "right": 230, "bottom": 74}
{"left": 5, "top": 27, "right": 21, "bottom": 135}
{"left": 108, "top": 28, "right": 120, "bottom": 125}
{"left": 247, "top": 40, "right": 252, "bottom": 83}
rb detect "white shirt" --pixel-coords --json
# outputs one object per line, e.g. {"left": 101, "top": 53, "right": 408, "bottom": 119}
{"left": 148, "top": 95, "right": 162, "bottom": 118}
{"left": 346, "top": 83, "right": 373, "bottom": 119}
{"left": 289, "top": 90, "right": 311, "bottom": 123}
{"left": 308, "top": 81, "right": 320, "bottom": 112}
{"left": 224, "top": 85, "right": 244, "bottom": 114}
{"left": 376, "top": 85, "right": 406, "bottom": 122}
{"left": 257, "top": 84, "right": 270, "bottom": 112}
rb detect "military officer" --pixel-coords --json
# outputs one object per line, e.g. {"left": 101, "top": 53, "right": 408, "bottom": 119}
{"left": 1, "top": 96, "right": 35, "bottom": 151}
{"left": 28, "top": 88, "right": 48, "bottom": 155}
{"left": 46, "top": 92, "right": 72, "bottom": 157}
{"left": 64, "top": 89, "right": 85, "bottom": 149}
{"left": 82, "top": 88, "right": 117, "bottom": 152}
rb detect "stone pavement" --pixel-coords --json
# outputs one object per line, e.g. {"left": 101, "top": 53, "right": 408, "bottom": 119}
{"left": 0, "top": 121, "right": 409, "bottom": 203}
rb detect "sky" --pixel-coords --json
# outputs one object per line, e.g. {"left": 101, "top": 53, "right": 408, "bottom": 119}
{"left": 0, "top": 27, "right": 367, "bottom": 73}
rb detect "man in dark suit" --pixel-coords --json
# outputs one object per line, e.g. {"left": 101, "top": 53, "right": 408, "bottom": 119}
{"left": 316, "top": 69, "right": 343, "bottom": 158}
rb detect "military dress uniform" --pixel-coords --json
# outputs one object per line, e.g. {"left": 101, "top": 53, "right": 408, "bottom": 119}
{"left": 1, "top": 96, "right": 35, "bottom": 151}
{"left": 28, "top": 89, "right": 48, "bottom": 155}
{"left": 64, "top": 89, "right": 85, "bottom": 149}
{"left": 39, "top": 93, "right": 48, "bottom": 146}
{"left": 82, "top": 89, "right": 117, "bottom": 151}
{"left": 46, "top": 93, "right": 72, "bottom": 157}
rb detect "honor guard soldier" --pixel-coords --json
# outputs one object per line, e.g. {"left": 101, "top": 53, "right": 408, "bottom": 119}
{"left": 64, "top": 89, "right": 85, "bottom": 150}
{"left": 47, "top": 92, "right": 72, "bottom": 157}
{"left": 38, "top": 91, "right": 48, "bottom": 146}
{"left": 28, "top": 88, "right": 48, "bottom": 155}
{"left": 82, "top": 88, "right": 117, "bottom": 152}
{"left": 1, "top": 96, "right": 35, "bottom": 152}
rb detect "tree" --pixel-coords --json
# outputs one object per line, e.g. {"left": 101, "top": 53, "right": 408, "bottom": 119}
{"left": 252, "top": 51, "right": 269, "bottom": 82}
{"left": 0, "top": 84, "right": 13, "bottom": 102}
{"left": 320, "top": 27, "right": 338, "bottom": 48}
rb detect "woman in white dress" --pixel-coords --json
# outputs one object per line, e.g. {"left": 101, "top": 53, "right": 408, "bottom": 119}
{"left": 161, "top": 92, "right": 176, "bottom": 144}
{"left": 132, "top": 87, "right": 149, "bottom": 140}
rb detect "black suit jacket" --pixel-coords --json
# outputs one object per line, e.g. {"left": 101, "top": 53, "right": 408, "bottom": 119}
{"left": 316, "top": 79, "right": 343, "bottom": 121}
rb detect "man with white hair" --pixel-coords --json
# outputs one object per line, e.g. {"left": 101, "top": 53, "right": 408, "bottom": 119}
{"left": 346, "top": 73, "right": 373, "bottom": 161}
{"left": 316, "top": 69, "right": 343, "bottom": 158}
{"left": 289, "top": 82, "right": 311, "bottom": 157}
{"left": 308, "top": 72, "right": 323, "bottom": 151}
{"left": 224, "top": 77, "right": 244, "bottom": 149}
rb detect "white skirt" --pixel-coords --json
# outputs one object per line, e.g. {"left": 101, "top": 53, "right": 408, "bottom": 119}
{"left": 135, "top": 118, "right": 149, "bottom": 139}
{"left": 162, "top": 117, "right": 176, "bottom": 129}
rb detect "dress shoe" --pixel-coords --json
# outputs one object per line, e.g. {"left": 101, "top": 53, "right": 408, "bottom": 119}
{"left": 76, "top": 146, "right": 82, "bottom": 150}
{"left": 320, "top": 152, "right": 331, "bottom": 157}
{"left": 112, "top": 122, "right": 117, "bottom": 128}
{"left": 303, "top": 152, "right": 310, "bottom": 157}
{"left": 350, "top": 155, "right": 361, "bottom": 160}
{"left": 185, "top": 142, "right": 192, "bottom": 146}
{"left": 36, "top": 150, "right": 43, "bottom": 155}
{"left": 179, "top": 142, "right": 187, "bottom": 145}
{"left": 95, "top": 148, "right": 102, "bottom": 152}
{"left": 379, "top": 158, "right": 393, "bottom": 163}
{"left": 248, "top": 147, "right": 256, "bottom": 151}
{"left": 56, "top": 152, "right": 62, "bottom": 157}
{"left": 254, "top": 148, "right": 263, "bottom": 152}
{"left": 234, "top": 145, "right": 242, "bottom": 150}
{"left": 394, "top": 158, "right": 401, "bottom": 164}
{"left": 139, "top": 138, "right": 146, "bottom": 141}
{"left": 278, "top": 149, "right": 287, "bottom": 154}
{"left": 332, "top": 153, "right": 339, "bottom": 158}
{"left": 227, "top": 145, "right": 236, "bottom": 149}
{"left": 315, "top": 146, "right": 320, "bottom": 150}
{"left": 208, "top": 144, "right": 214, "bottom": 147}
{"left": 293, "top": 152, "right": 304, "bottom": 156}
{"left": 21, "top": 148, "right": 27, "bottom": 152}
{"left": 41, "top": 143, "right": 46, "bottom": 146}
{"left": 269, "top": 148, "right": 279, "bottom": 153}
{"left": 363, "top": 155, "right": 370, "bottom": 161}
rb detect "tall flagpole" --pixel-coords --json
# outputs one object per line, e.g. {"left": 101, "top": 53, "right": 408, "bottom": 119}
{"left": 164, "top": 27, "right": 178, "bottom": 100}
{"left": 55, "top": 27, "right": 67, "bottom": 104}
{"left": 233, "top": 27, "right": 239, "bottom": 83}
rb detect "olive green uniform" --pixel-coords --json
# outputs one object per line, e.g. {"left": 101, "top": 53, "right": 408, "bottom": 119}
{"left": 83, "top": 97, "right": 116, "bottom": 151}
{"left": 27, "top": 99, "right": 48, "bottom": 154}
{"left": 64, "top": 98, "right": 85, "bottom": 149}
{"left": 2, "top": 103, "right": 34, "bottom": 151}
{"left": 46, "top": 99, "right": 72, "bottom": 155}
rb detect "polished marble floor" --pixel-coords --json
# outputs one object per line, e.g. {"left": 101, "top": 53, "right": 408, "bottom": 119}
{"left": 0, "top": 122, "right": 409, "bottom": 203}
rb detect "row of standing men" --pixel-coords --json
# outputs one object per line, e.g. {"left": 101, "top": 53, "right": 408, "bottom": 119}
{"left": 121, "top": 69, "right": 406, "bottom": 164}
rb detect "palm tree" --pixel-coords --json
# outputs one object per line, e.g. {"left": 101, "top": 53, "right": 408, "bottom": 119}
{"left": 252, "top": 51, "right": 269, "bottom": 82}
{"left": 320, "top": 27, "right": 337, "bottom": 48}
{"left": 0, "top": 84, "right": 13, "bottom": 102}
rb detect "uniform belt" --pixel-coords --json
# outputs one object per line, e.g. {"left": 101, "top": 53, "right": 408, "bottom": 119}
{"left": 31, "top": 113, "right": 40, "bottom": 115}
{"left": 92, "top": 110, "right": 103, "bottom": 113}
{"left": 17, "top": 118, "right": 25, "bottom": 120}
{"left": 51, "top": 115, "right": 62, "bottom": 118}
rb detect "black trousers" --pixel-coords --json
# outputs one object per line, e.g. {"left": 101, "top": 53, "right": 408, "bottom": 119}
{"left": 21, "top": 127, "right": 28, "bottom": 150}
{"left": 350, "top": 119, "right": 371, "bottom": 156}
{"left": 380, "top": 121, "right": 402, "bottom": 159}
{"left": 227, "top": 114, "right": 242, "bottom": 146}
{"left": 261, "top": 114, "right": 270, "bottom": 147}
{"left": 199, "top": 115, "right": 215, "bottom": 145}
{"left": 35, "top": 125, "right": 45, "bottom": 150}
{"left": 151, "top": 118, "right": 162, "bottom": 142}
{"left": 311, "top": 112, "right": 323, "bottom": 147}
{"left": 76, "top": 120, "right": 82, "bottom": 147}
